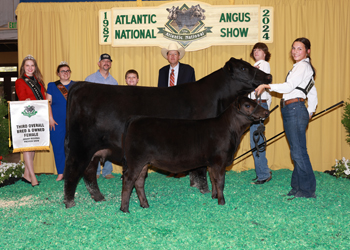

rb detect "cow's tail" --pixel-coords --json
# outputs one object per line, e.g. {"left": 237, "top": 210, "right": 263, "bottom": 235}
{"left": 64, "top": 82, "right": 86, "bottom": 158}
{"left": 122, "top": 116, "right": 133, "bottom": 173}
{"left": 121, "top": 129, "right": 128, "bottom": 175}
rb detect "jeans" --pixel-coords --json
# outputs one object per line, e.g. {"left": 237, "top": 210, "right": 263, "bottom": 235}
{"left": 96, "top": 160, "right": 113, "bottom": 177}
{"left": 250, "top": 102, "right": 271, "bottom": 181}
{"left": 281, "top": 101, "right": 316, "bottom": 198}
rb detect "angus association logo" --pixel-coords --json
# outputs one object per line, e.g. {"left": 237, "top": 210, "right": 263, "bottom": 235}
{"left": 158, "top": 4, "right": 212, "bottom": 48}
{"left": 21, "top": 105, "right": 38, "bottom": 118}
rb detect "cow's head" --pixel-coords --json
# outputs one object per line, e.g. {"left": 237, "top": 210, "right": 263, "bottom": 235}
{"left": 236, "top": 96, "right": 270, "bottom": 122}
{"left": 191, "top": 4, "right": 206, "bottom": 20}
{"left": 166, "top": 6, "right": 179, "bottom": 20}
{"left": 224, "top": 57, "right": 272, "bottom": 90}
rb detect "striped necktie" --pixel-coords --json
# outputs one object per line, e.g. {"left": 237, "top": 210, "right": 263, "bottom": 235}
{"left": 170, "top": 69, "right": 175, "bottom": 87}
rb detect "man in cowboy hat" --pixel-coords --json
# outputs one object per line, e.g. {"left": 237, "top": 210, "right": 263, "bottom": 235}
{"left": 158, "top": 42, "right": 195, "bottom": 87}
{"left": 158, "top": 43, "right": 195, "bottom": 178}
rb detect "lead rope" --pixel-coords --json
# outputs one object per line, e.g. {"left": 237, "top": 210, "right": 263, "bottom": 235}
{"left": 252, "top": 120, "right": 266, "bottom": 157}
{"left": 252, "top": 92, "right": 266, "bottom": 157}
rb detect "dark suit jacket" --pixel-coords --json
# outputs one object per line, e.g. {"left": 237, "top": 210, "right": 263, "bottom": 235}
{"left": 157, "top": 62, "right": 196, "bottom": 87}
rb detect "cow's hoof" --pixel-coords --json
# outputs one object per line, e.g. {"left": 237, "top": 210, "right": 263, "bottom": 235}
{"left": 218, "top": 200, "right": 225, "bottom": 205}
{"left": 91, "top": 194, "right": 105, "bottom": 202}
{"left": 120, "top": 207, "right": 130, "bottom": 213}
{"left": 64, "top": 200, "right": 76, "bottom": 208}
{"left": 191, "top": 180, "right": 210, "bottom": 194}
{"left": 140, "top": 203, "right": 149, "bottom": 208}
{"left": 190, "top": 182, "right": 210, "bottom": 194}
{"left": 200, "top": 187, "right": 211, "bottom": 194}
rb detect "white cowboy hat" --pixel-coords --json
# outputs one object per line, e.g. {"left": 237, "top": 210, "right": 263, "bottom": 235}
{"left": 161, "top": 43, "right": 185, "bottom": 60}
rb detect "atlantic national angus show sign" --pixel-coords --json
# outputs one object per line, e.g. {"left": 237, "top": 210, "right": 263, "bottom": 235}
{"left": 99, "top": 1, "right": 273, "bottom": 51}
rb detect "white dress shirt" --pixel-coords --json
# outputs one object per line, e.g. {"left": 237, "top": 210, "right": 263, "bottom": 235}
{"left": 269, "top": 58, "right": 318, "bottom": 114}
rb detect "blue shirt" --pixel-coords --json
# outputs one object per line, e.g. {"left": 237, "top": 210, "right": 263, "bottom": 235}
{"left": 85, "top": 70, "right": 118, "bottom": 85}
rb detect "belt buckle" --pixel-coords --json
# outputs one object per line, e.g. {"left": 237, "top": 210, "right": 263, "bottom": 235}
{"left": 280, "top": 98, "right": 286, "bottom": 108}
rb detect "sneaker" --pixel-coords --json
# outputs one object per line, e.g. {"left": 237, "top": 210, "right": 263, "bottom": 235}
{"left": 104, "top": 174, "right": 115, "bottom": 179}
{"left": 96, "top": 175, "right": 100, "bottom": 179}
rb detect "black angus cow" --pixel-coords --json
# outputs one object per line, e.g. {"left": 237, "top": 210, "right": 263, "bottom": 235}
{"left": 120, "top": 96, "right": 269, "bottom": 213}
{"left": 63, "top": 57, "right": 272, "bottom": 208}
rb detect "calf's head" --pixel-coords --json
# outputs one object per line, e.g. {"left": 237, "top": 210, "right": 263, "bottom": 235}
{"left": 236, "top": 96, "right": 269, "bottom": 122}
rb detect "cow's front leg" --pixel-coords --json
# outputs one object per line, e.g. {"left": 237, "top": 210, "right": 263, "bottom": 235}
{"left": 190, "top": 166, "right": 210, "bottom": 194}
{"left": 134, "top": 165, "right": 149, "bottom": 209}
{"left": 83, "top": 158, "right": 105, "bottom": 202}
{"left": 216, "top": 167, "right": 226, "bottom": 205}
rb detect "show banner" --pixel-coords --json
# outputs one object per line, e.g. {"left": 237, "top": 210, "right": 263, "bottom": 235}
{"left": 99, "top": 1, "right": 273, "bottom": 51}
{"left": 9, "top": 100, "right": 50, "bottom": 153}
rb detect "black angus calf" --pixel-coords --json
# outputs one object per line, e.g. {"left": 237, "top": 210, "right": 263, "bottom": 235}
{"left": 120, "top": 96, "right": 269, "bottom": 213}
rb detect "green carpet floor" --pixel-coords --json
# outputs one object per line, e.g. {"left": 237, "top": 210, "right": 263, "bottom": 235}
{"left": 1, "top": 169, "right": 350, "bottom": 249}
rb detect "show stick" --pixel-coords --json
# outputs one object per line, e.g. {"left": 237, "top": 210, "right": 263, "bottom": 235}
{"left": 234, "top": 100, "right": 345, "bottom": 161}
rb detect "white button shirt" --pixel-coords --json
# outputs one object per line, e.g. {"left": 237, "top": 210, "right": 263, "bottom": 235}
{"left": 269, "top": 58, "right": 318, "bottom": 114}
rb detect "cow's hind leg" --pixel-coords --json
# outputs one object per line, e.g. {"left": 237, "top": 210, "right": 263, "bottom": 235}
{"left": 190, "top": 166, "right": 210, "bottom": 194}
{"left": 120, "top": 169, "right": 138, "bottom": 213}
{"left": 83, "top": 157, "right": 105, "bottom": 202}
{"left": 134, "top": 165, "right": 149, "bottom": 209}
{"left": 64, "top": 158, "right": 85, "bottom": 208}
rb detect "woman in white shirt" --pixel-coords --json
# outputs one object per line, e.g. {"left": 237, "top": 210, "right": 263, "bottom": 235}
{"left": 249, "top": 43, "right": 272, "bottom": 185}
{"left": 255, "top": 37, "right": 317, "bottom": 198}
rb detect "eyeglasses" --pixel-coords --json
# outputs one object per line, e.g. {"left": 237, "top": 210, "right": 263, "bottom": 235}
{"left": 60, "top": 70, "right": 71, "bottom": 73}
